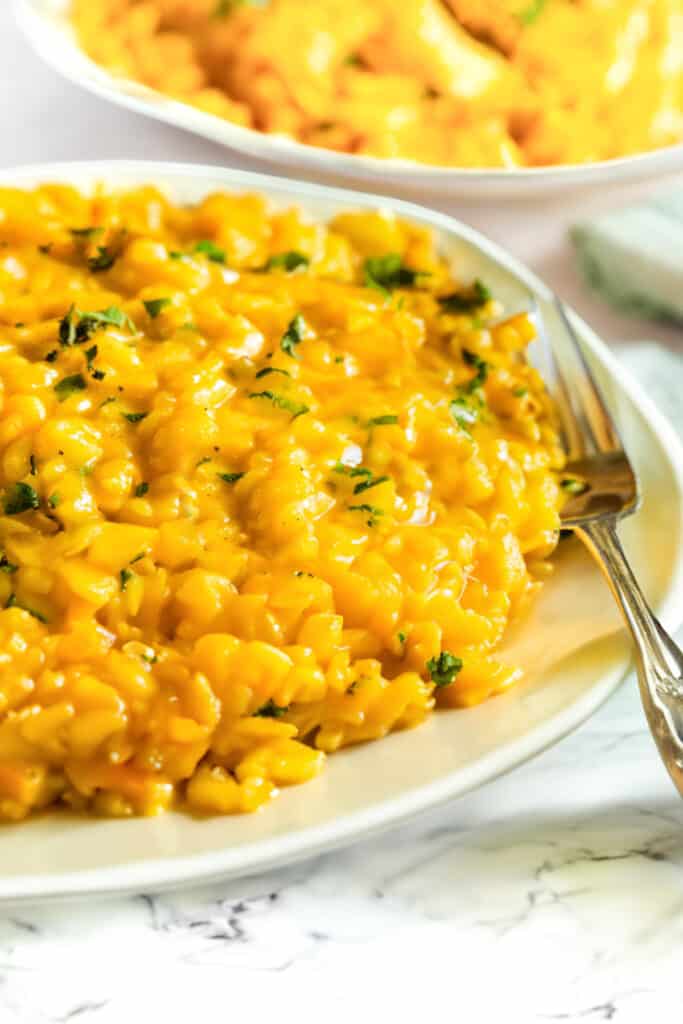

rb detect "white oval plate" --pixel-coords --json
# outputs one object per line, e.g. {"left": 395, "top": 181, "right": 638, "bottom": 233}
{"left": 2, "top": 160, "right": 683, "bottom": 905}
{"left": 14, "top": 0, "right": 683, "bottom": 201}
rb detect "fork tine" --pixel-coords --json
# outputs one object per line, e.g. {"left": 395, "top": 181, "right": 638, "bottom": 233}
{"left": 527, "top": 295, "right": 584, "bottom": 460}
{"left": 528, "top": 293, "right": 623, "bottom": 459}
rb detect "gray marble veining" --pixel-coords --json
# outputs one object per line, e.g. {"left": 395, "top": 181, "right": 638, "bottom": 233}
{"left": 3, "top": 678, "right": 683, "bottom": 1023}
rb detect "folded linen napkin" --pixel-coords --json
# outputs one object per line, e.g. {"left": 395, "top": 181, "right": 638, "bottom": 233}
{"left": 620, "top": 342, "right": 683, "bottom": 433}
{"left": 571, "top": 192, "right": 683, "bottom": 323}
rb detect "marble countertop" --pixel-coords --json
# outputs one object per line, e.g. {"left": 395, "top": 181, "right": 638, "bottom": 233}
{"left": 3, "top": 7, "right": 683, "bottom": 1022}
{"left": 4, "top": 680, "right": 683, "bottom": 1023}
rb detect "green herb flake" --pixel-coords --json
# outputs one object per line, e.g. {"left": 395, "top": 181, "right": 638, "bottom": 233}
{"left": 70, "top": 226, "right": 103, "bottom": 240}
{"left": 363, "top": 254, "right": 423, "bottom": 295}
{"left": 130, "top": 551, "right": 147, "bottom": 565}
{"left": 561, "top": 477, "right": 588, "bottom": 496}
{"left": 58, "top": 305, "right": 77, "bottom": 347}
{"left": 47, "top": 493, "right": 61, "bottom": 509}
{"left": 143, "top": 297, "right": 172, "bottom": 319}
{"left": 0, "top": 556, "right": 18, "bottom": 574}
{"left": 4, "top": 482, "right": 40, "bottom": 516}
{"left": 4, "top": 592, "right": 48, "bottom": 623}
{"left": 265, "top": 251, "right": 310, "bottom": 273}
{"left": 513, "top": 387, "right": 528, "bottom": 397}
{"left": 29, "top": 455, "right": 37, "bottom": 476}
{"left": 248, "top": 390, "right": 309, "bottom": 419}
{"left": 255, "top": 366, "right": 291, "bottom": 380}
{"left": 367, "top": 414, "right": 398, "bottom": 427}
{"left": 169, "top": 250, "right": 186, "bottom": 261}
{"left": 462, "top": 349, "right": 489, "bottom": 392}
{"left": 253, "top": 699, "right": 290, "bottom": 718}
{"left": 450, "top": 397, "right": 479, "bottom": 431}
{"left": 397, "top": 631, "right": 407, "bottom": 645}
{"left": 196, "top": 456, "right": 212, "bottom": 468}
{"left": 54, "top": 374, "right": 87, "bottom": 402}
{"left": 45, "top": 350, "right": 58, "bottom": 363}
{"left": 119, "top": 568, "right": 134, "bottom": 591}
{"left": 427, "top": 651, "right": 463, "bottom": 688}
{"left": 438, "top": 280, "right": 491, "bottom": 314}
{"left": 135, "top": 482, "right": 149, "bottom": 498}
{"left": 213, "top": 0, "right": 243, "bottom": 16}
{"left": 88, "top": 246, "right": 117, "bottom": 272}
{"left": 217, "top": 471, "right": 245, "bottom": 484}
{"left": 85, "top": 344, "right": 98, "bottom": 369}
{"left": 122, "top": 411, "right": 148, "bottom": 423}
{"left": 280, "top": 314, "right": 306, "bottom": 359}
{"left": 353, "top": 474, "right": 389, "bottom": 495}
{"left": 194, "top": 239, "right": 226, "bottom": 264}
{"left": 519, "top": 0, "right": 547, "bottom": 25}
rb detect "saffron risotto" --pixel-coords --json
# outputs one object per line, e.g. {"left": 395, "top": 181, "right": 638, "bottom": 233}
{"left": 0, "top": 184, "right": 565, "bottom": 822}
{"left": 70, "top": 0, "right": 683, "bottom": 169}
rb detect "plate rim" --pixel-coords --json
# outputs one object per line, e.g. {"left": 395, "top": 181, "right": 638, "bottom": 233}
{"left": 13, "top": 0, "right": 683, "bottom": 195}
{"left": 2, "top": 158, "right": 683, "bottom": 903}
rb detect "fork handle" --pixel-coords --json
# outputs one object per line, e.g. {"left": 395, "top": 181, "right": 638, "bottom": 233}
{"left": 578, "top": 518, "right": 683, "bottom": 797}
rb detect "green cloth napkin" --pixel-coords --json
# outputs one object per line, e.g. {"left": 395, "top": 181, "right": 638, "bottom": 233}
{"left": 571, "top": 192, "right": 683, "bottom": 323}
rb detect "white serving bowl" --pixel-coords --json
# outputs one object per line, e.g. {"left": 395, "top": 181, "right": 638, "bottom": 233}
{"left": 14, "top": 0, "right": 683, "bottom": 201}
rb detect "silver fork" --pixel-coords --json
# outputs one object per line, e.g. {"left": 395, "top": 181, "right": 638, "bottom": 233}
{"left": 532, "top": 295, "right": 683, "bottom": 797}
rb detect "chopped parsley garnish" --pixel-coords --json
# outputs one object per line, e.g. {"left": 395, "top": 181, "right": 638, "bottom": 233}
{"left": 213, "top": 0, "right": 243, "bottom": 16}
{"left": 438, "top": 280, "right": 491, "bottom": 313}
{"left": 344, "top": 52, "right": 363, "bottom": 66}
{"left": 363, "top": 254, "right": 422, "bottom": 296}
{"left": 54, "top": 374, "right": 87, "bottom": 402}
{"left": 248, "top": 390, "right": 309, "bottom": 418}
{"left": 85, "top": 344, "right": 98, "bottom": 370}
{"left": 367, "top": 414, "right": 398, "bottom": 427}
{"left": 280, "top": 314, "right": 306, "bottom": 358}
{"left": 29, "top": 455, "right": 37, "bottom": 476}
{"left": 168, "top": 250, "right": 186, "bottom": 261}
{"left": 5, "top": 593, "right": 48, "bottom": 623}
{"left": 450, "top": 397, "right": 479, "bottom": 431}
{"left": 135, "top": 482, "right": 149, "bottom": 497}
{"left": 47, "top": 493, "right": 61, "bottom": 509}
{"left": 130, "top": 551, "right": 147, "bottom": 564}
{"left": 4, "top": 482, "right": 40, "bottom": 516}
{"left": 196, "top": 456, "right": 212, "bottom": 468}
{"left": 71, "top": 227, "right": 104, "bottom": 240}
{"left": 513, "top": 387, "right": 528, "bottom": 397}
{"left": 88, "top": 246, "right": 117, "bottom": 272}
{"left": 335, "top": 463, "right": 372, "bottom": 478}
{"left": 45, "top": 350, "right": 58, "bottom": 363}
{"left": 70, "top": 226, "right": 103, "bottom": 240}
{"left": 462, "top": 349, "right": 489, "bottom": 392}
{"left": 427, "top": 652, "right": 463, "bottom": 688}
{"left": 59, "top": 305, "right": 135, "bottom": 346}
{"left": 348, "top": 502, "right": 384, "bottom": 526}
{"left": 217, "top": 471, "right": 245, "bottom": 484}
{"left": 122, "top": 411, "right": 148, "bottom": 423}
{"left": 265, "top": 251, "right": 310, "bottom": 272}
{"left": 119, "top": 568, "right": 134, "bottom": 591}
{"left": 143, "top": 297, "right": 172, "bottom": 319}
{"left": 561, "top": 477, "right": 588, "bottom": 496}
{"left": 519, "top": 0, "right": 547, "bottom": 25}
{"left": 0, "top": 556, "right": 18, "bottom": 574}
{"left": 194, "top": 239, "right": 226, "bottom": 264}
{"left": 353, "top": 474, "right": 389, "bottom": 495}
{"left": 58, "top": 306, "right": 78, "bottom": 346}
{"left": 255, "top": 366, "right": 291, "bottom": 380}
{"left": 253, "top": 699, "right": 290, "bottom": 718}
{"left": 397, "top": 631, "right": 407, "bottom": 645}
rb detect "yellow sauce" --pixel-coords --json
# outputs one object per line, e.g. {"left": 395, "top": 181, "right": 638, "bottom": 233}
{"left": 71, "top": 0, "right": 683, "bottom": 168}
{"left": 0, "top": 185, "right": 564, "bottom": 820}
